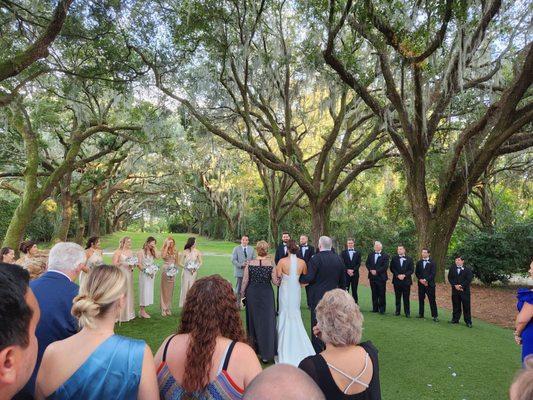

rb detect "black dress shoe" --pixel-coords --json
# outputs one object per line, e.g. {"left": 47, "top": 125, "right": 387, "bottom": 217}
{"left": 466, "top": 323, "right": 473, "bottom": 328}
{"left": 449, "top": 320, "right": 459, "bottom": 324}
{"left": 394, "top": 312, "right": 400, "bottom": 316}
{"left": 417, "top": 315, "right": 424, "bottom": 319}
{"left": 433, "top": 317, "right": 439, "bottom": 322}
{"left": 405, "top": 314, "right": 410, "bottom": 318}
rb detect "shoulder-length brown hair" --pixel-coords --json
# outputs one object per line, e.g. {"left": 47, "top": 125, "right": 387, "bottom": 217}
{"left": 178, "top": 275, "right": 246, "bottom": 393}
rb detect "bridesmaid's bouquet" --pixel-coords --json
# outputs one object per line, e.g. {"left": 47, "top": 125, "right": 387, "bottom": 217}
{"left": 165, "top": 264, "right": 179, "bottom": 277}
{"left": 143, "top": 264, "right": 159, "bottom": 279}
{"left": 125, "top": 256, "right": 138, "bottom": 266}
{"left": 184, "top": 260, "right": 200, "bottom": 273}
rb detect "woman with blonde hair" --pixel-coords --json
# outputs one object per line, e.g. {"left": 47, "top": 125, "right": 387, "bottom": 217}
{"left": 112, "top": 236, "right": 136, "bottom": 322}
{"left": 299, "top": 289, "right": 381, "bottom": 399}
{"left": 240, "top": 240, "right": 277, "bottom": 363}
{"left": 161, "top": 237, "right": 178, "bottom": 316}
{"left": 137, "top": 237, "right": 159, "bottom": 319}
{"left": 35, "top": 265, "right": 158, "bottom": 399}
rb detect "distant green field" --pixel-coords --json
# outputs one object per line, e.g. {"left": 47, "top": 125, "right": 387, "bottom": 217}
{"left": 92, "top": 231, "right": 519, "bottom": 400}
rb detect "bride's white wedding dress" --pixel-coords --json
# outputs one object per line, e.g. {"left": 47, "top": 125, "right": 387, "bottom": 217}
{"left": 277, "top": 254, "right": 315, "bottom": 366}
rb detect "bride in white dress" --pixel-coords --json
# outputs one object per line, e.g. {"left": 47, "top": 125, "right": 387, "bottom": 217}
{"left": 276, "top": 240, "right": 315, "bottom": 366}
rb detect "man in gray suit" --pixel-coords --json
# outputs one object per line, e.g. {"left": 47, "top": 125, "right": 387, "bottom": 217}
{"left": 232, "top": 235, "right": 256, "bottom": 307}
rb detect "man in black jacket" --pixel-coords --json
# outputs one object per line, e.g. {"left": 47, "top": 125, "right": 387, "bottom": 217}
{"left": 389, "top": 245, "right": 414, "bottom": 317}
{"left": 340, "top": 238, "right": 361, "bottom": 304}
{"left": 297, "top": 235, "right": 315, "bottom": 309}
{"left": 415, "top": 248, "right": 439, "bottom": 322}
{"left": 300, "top": 236, "right": 346, "bottom": 352}
{"left": 448, "top": 255, "right": 473, "bottom": 327}
{"left": 365, "top": 241, "right": 389, "bottom": 314}
{"left": 274, "top": 232, "right": 291, "bottom": 265}
{"left": 274, "top": 232, "right": 291, "bottom": 312}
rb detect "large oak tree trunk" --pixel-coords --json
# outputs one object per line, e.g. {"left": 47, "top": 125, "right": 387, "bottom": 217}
{"left": 310, "top": 200, "right": 332, "bottom": 246}
{"left": 88, "top": 189, "right": 103, "bottom": 237}
{"left": 74, "top": 200, "right": 85, "bottom": 244}
{"left": 2, "top": 191, "right": 40, "bottom": 251}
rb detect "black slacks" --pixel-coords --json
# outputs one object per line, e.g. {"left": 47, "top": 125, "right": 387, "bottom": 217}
{"left": 310, "top": 306, "right": 324, "bottom": 353}
{"left": 452, "top": 288, "right": 471, "bottom": 324}
{"left": 418, "top": 284, "right": 438, "bottom": 318}
{"left": 370, "top": 279, "right": 386, "bottom": 313}
{"left": 346, "top": 273, "right": 359, "bottom": 304}
{"left": 394, "top": 283, "right": 411, "bottom": 315}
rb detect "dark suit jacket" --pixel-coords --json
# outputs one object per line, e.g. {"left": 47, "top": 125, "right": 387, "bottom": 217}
{"left": 299, "top": 250, "right": 346, "bottom": 307}
{"left": 415, "top": 259, "right": 437, "bottom": 287}
{"left": 297, "top": 245, "right": 315, "bottom": 264}
{"left": 365, "top": 252, "right": 390, "bottom": 282}
{"left": 20, "top": 271, "right": 79, "bottom": 397}
{"left": 341, "top": 249, "right": 361, "bottom": 274}
{"left": 448, "top": 265, "right": 473, "bottom": 293}
{"left": 390, "top": 255, "right": 414, "bottom": 286}
{"left": 275, "top": 242, "right": 289, "bottom": 265}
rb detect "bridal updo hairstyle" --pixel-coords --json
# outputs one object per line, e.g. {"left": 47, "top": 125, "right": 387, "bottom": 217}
{"left": 19, "top": 240, "right": 36, "bottom": 255}
{"left": 255, "top": 240, "right": 269, "bottom": 257}
{"left": 178, "top": 274, "right": 246, "bottom": 394}
{"left": 286, "top": 239, "right": 299, "bottom": 255}
{"left": 316, "top": 289, "right": 363, "bottom": 346}
{"left": 72, "top": 264, "right": 126, "bottom": 328}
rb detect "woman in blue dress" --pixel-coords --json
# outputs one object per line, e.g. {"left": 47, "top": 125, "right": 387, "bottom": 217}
{"left": 35, "top": 264, "right": 158, "bottom": 399}
{"left": 515, "top": 258, "right": 533, "bottom": 364}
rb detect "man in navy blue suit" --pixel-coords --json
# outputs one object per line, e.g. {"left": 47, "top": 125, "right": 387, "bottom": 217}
{"left": 17, "top": 242, "right": 86, "bottom": 399}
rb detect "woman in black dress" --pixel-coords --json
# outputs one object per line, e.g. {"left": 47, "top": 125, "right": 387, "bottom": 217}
{"left": 241, "top": 240, "right": 278, "bottom": 363}
{"left": 299, "top": 289, "right": 381, "bottom": 400}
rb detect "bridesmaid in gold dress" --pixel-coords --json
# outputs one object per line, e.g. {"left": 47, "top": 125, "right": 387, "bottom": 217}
{"left": 112, "top": 236, "right": 136, "bottom": 322}
{"left": 179, "top": 237, "right": 202, "bottom": 307}
{"left": 79, "top": 236, "right": 104, "bottom": 287}
{"left": 160, "top": 237, "right": 178, "bottom": 316}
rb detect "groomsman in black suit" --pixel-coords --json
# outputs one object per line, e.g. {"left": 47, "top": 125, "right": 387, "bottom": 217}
{"left": 390, "top": 245, "right": 414, "bottom": 317}
{"left": 297, "top": 235, "right": 315, "bottom": 309}
{"left": 448, "top": 255, "right": 473, "bottom": 327}
{"left": 296, "top": 235, "right": 315, "bottom": 264}
{"left": 300, "top": 236, "right": 346, "bottom": 352}
{"left": 275, "top": 232, "right": 291, "bottom": 265}
{"left": 274, "top": 232, "right": 290, "bottom": 312}
{"left": 415, "top": 248, "right": 439, "bottom": 322}
{"left": 340, "top": 238, "right": 361, "bottom": 304}
{"left": 365, "top": 241, "right": 389, "bottom": 314}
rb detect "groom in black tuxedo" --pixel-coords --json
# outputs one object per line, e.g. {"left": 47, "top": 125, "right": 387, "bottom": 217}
{"left": 390, "top": 245, "right": 414, "bottom": 317}
{"left": 365, "top": 241, "right": 389, "bottom": 314}
{"left": 300, "top": 236, "right": 346, "bottom": 353}
{"left": 275, "top": 232, "right": 291, "bottom": 265}
{"left": 274, "top": 232, "right": 291, "bottom": 312}
{"left": 415, "top": 248, "right": 439, "bottom": 322}
{"left": 448, "top": 255, "right": 473, "bottom": 327}
{"left": 297, "top": 235, "right": 315, "bottom": 309}
{"left": 340, "top": 238, "right": 361, "bottom": 304}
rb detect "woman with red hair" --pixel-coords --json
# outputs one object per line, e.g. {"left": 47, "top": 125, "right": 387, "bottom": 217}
{"left": 155, "top": 275, "right": 261, "bottom": 399}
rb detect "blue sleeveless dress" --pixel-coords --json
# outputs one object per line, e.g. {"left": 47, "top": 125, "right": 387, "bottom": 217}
{"left": 47, "top": 335, "right": 145, "bottom": 399}
{"left": 517, "top": 288, "right": 533, "bottom": 364}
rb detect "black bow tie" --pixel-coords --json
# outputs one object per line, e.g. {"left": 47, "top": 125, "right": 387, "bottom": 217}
{"left": 423, "top": 259, "right": 429, "bottom": 262}
{"left": 349, "top": 249, "right": 355, "bottom": 252}
{"left": 400, "top": 256, "right": 406, "bottom": 259}
{"left": 375, "top": 252, "right": 381, "bottom": 255}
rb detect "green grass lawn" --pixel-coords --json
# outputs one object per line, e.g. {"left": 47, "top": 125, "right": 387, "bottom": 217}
{"left": 96, "top": 231, "right": 519, "bottom": 400}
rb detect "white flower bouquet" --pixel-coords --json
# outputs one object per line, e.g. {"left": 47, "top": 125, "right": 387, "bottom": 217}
{"left": 184, "top": 260, "right": 200, "bottom": 273}
{"left": 165, "top": 264, "right": 179, "bottom": 277}
{"left": 143, "top": 264, "right": 159, "bottom": 278}
{"left": 125, "top": 256, "right": 138, "bottom": 266}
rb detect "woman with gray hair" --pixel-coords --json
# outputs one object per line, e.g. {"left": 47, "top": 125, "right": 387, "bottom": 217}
{"left": 298, "top": 289, "right": 381, "bottom": 400}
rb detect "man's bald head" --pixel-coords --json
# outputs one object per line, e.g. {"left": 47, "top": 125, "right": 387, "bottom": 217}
{"left": 243, "top": 364, "right": 324, "bottom": 400}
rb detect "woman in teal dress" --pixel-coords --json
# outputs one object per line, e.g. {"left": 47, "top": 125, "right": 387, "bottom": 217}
{"left": 515, "top": 258, "right": 533, "bottom": 365}
{"left": 35, "top": 265, "right": 158, "bottom": 400}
